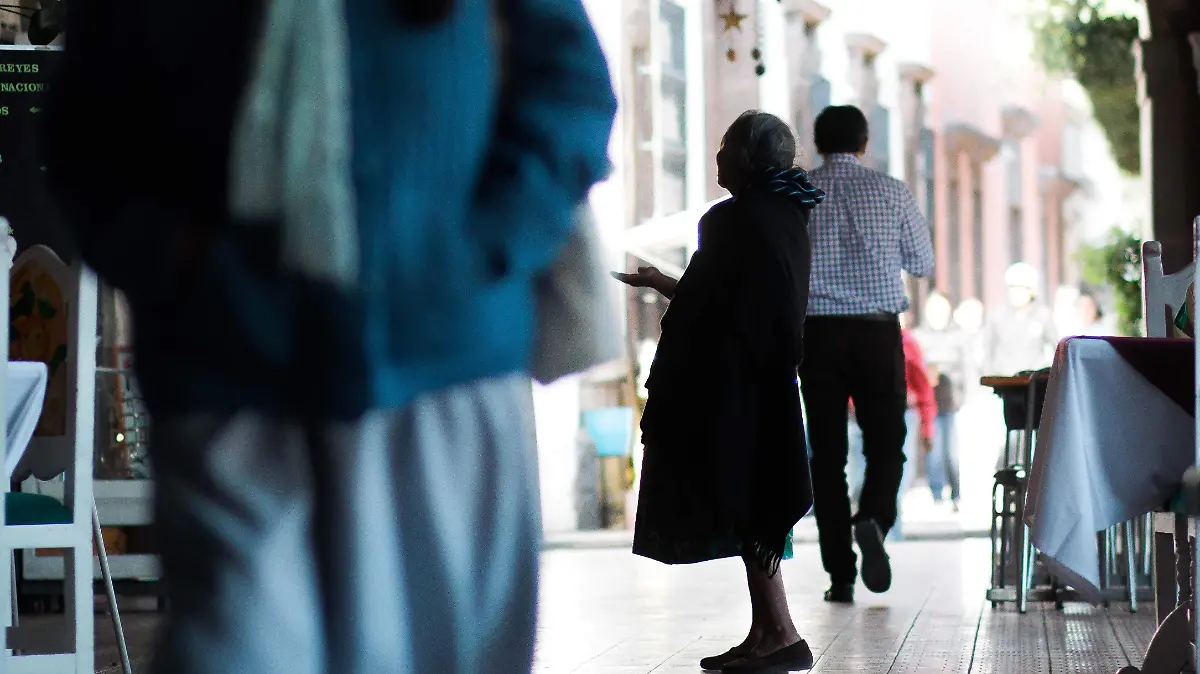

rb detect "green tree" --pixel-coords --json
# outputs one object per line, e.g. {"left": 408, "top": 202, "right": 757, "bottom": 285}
{"left": 1031, "top": 0, "right": 1141, "bottom": 174}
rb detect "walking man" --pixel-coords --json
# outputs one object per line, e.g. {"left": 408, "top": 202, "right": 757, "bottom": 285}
{"left": 800, "top": 105, "right": 935, "bottom": 604}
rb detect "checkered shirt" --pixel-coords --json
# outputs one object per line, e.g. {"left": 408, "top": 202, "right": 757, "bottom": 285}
{"left": 806, "top": 153, "right": 934, "bottom": 316}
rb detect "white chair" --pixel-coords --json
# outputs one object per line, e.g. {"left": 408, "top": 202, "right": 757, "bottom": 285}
{"left": 1141, "top": 230, "right": 1198, "bottom": 621}
{"left": 1124, "top": 220, "right": 1200, "bottom": 674}
{"left": 1142, "top": 237, "right": 1196, "bottom": 340}
{"left": 0, "top": 245, "right": 127, "bottom": 674}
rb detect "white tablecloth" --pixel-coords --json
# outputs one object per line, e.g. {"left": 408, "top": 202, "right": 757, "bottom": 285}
{"left": 1026, "top": 337, "right": 1193, "bottom": 601}
{"left": 6, "top": 361, "right": 48, "bottom": 480}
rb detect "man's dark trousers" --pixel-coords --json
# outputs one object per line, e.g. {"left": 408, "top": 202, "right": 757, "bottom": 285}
{"left": 800, "top": 315, "right": 908, "bottom": 586}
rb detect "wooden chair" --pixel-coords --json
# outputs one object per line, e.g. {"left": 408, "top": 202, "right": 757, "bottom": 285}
{"left": 0, "top": 245, "right": 128, "bottom": 674}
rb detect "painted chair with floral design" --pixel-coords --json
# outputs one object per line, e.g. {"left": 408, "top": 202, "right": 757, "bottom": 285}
{"left": 0, "top": 244, "right": 128, "bottom": 674}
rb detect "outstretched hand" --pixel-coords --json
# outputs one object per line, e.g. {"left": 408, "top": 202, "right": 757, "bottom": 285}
{"left": 611, "top": 266, "right": 664, "bottom": 289}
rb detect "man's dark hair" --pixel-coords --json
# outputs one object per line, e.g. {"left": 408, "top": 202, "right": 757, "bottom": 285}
{"left": 813, "top": 105, "right": 869, "bottom": 155}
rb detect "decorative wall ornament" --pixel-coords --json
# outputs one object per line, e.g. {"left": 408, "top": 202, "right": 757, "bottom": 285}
{"left": 718, "top": 0, "right": 779, "bottom": 76}
{"left": 718, "top": 3, "right": 747, "bottom": 32}
{"left": 754, "top": 0, "right": 767, "bottom": 76}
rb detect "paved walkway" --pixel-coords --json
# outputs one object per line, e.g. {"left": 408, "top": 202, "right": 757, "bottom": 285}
{"left": 534, "top": 540, "right": 1155, "bottom": 673}
{"left": 39, "top": 538, "right": 1157, "bottom": 672}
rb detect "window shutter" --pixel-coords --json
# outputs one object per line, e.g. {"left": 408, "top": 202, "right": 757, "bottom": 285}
{"left": 810, "top": 76, "right": 831, "bottom": 118}
{"left": 869, "top": 104, "right": 890, "bottom": 174}
{"left": 947, "top": 180, "right": 961, "bottom": 303}
{"left": 921, "top": 127, "right": 936, "bottom": 219}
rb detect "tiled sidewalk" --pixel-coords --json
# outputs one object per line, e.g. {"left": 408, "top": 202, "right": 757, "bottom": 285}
{"left": 534, "top": 540, "right": 1154, "bottom": 673}
{"left": 26, "top": 538, "right": 1156, "bottom": 673}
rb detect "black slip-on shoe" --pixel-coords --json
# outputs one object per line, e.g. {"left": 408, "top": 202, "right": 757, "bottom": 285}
{"left": 701, "top": 645, "right": 753, "bottom": 671}
{"left": 721, "top": 640, "right": 814, "bottom": 672}
{"left": 854, "top": 518, "right": 892, "bottom": 593}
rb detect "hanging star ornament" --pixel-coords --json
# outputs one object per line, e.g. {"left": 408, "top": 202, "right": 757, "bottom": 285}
{"left": 719, "top": 8, "right": 747, "bottom": 32}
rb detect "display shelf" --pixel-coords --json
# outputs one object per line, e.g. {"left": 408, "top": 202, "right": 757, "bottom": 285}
{"left": 26, "top": 478, "right": 153, "bottom": 525}
{"left": 17, "top": 478, "right": 157, "bottom": 583}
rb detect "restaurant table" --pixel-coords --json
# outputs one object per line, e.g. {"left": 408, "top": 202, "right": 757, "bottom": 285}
{"left": 1026, "top": 337, "right": 1193, "bottom": 600}
{"left": 1024, "top": 336, "right": 1195, "bottom": 674}
{"left": 5, "top": 361, "right": 48, "bottom": 479}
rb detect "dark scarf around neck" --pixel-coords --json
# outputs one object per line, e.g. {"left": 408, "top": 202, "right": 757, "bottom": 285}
{"left": 750, "top": 167, "right": 826, "bottom": 209}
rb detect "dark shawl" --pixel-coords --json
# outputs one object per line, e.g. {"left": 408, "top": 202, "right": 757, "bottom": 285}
{"left": 634, "top": 171, "right": 820, "bottom": 574}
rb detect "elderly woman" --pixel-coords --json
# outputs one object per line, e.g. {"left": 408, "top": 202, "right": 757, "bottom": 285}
{"left": 614, "top": 111, "right": 823, "bottom": 673}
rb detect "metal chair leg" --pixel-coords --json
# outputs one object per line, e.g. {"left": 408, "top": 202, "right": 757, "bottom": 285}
{"left": 1019, "top": 522, "right": 1032, "bottom": 613}
{"left": 93, "top": 502, "right": 131, "bottom": 674}
{"left": 8, "top": 551, "right": 16, "bottom": 629}
{"left": 999, "top": 492, "right": 1011, "bottom": 590}
{"left": 1098, "top": 531, "right": 1111, "bottom": 608}
{"left": 1106, "top": 528, "right": 1118, "bottom": 586}
{"left": 990, "top": 485, "right": 1001, "bottom": 593}
{"left": 1126, "top": 520, "right": 1138, "bottom": 612}
{"left": 1143, "top": 513, "right": 1154, "bottom": 577}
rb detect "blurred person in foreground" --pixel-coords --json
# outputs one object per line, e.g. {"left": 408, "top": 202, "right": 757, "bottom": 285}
{"left": 801, "top": 105, "right": 934, "bottom": 604}
{"left": 42, "top": 1, "right": 617, "bottom": 672}
{"left": 614, "top": 111, "right": 823, "bottom": 673}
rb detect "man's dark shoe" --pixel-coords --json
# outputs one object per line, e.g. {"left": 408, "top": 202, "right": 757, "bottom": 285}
{"left": 854, "top": 519, "right": 892, "bottom": 593}
{"left": 823, "top": 583, "right": 854, "bottom": 604}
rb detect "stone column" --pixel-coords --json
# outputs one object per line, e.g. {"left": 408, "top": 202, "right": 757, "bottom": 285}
{"left": 781, "top": 0, "right": 830, "bottom": 164}
{"left": 899, "top": 65, "right": 935, "bottom": 322}
{"left": 1141, "top": 0, "right": 1200, "bottom": 273}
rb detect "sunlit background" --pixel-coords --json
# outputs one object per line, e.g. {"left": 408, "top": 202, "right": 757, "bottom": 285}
{"left": 533, "top": 0, "right": 1149, "bottom": 541}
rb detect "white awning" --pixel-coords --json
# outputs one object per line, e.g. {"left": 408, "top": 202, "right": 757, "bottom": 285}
{"left": 622, "top": 198, "right": 723, "bottom": 251}
{"left": 621, "top": 198, "right": 724, "bottom": 277}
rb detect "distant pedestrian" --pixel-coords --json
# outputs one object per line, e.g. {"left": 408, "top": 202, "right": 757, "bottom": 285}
{"left": 984, "top": 263, "right": 1057, "bottom": 375}
{"left": 912, "top": 292, "right": 969, "bottom": 509}
{"left": 1075, "top": 288, "right": 1113, "bottom": 336}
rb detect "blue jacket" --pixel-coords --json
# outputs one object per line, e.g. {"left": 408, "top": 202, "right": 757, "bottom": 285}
{"left": 42, "top": 0, "right": 617, "bottom": 420}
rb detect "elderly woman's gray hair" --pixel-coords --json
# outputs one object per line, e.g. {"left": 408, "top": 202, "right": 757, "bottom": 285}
{"left": 721, "top": 111, "right": 798, "bottom": 174}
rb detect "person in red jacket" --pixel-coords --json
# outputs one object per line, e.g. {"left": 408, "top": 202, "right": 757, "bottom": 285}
{"left": 902, "top": 329, "right": 938, "bottom": 449}
{"left": 845, "top": 328, "right": 936, "bottom": 544}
